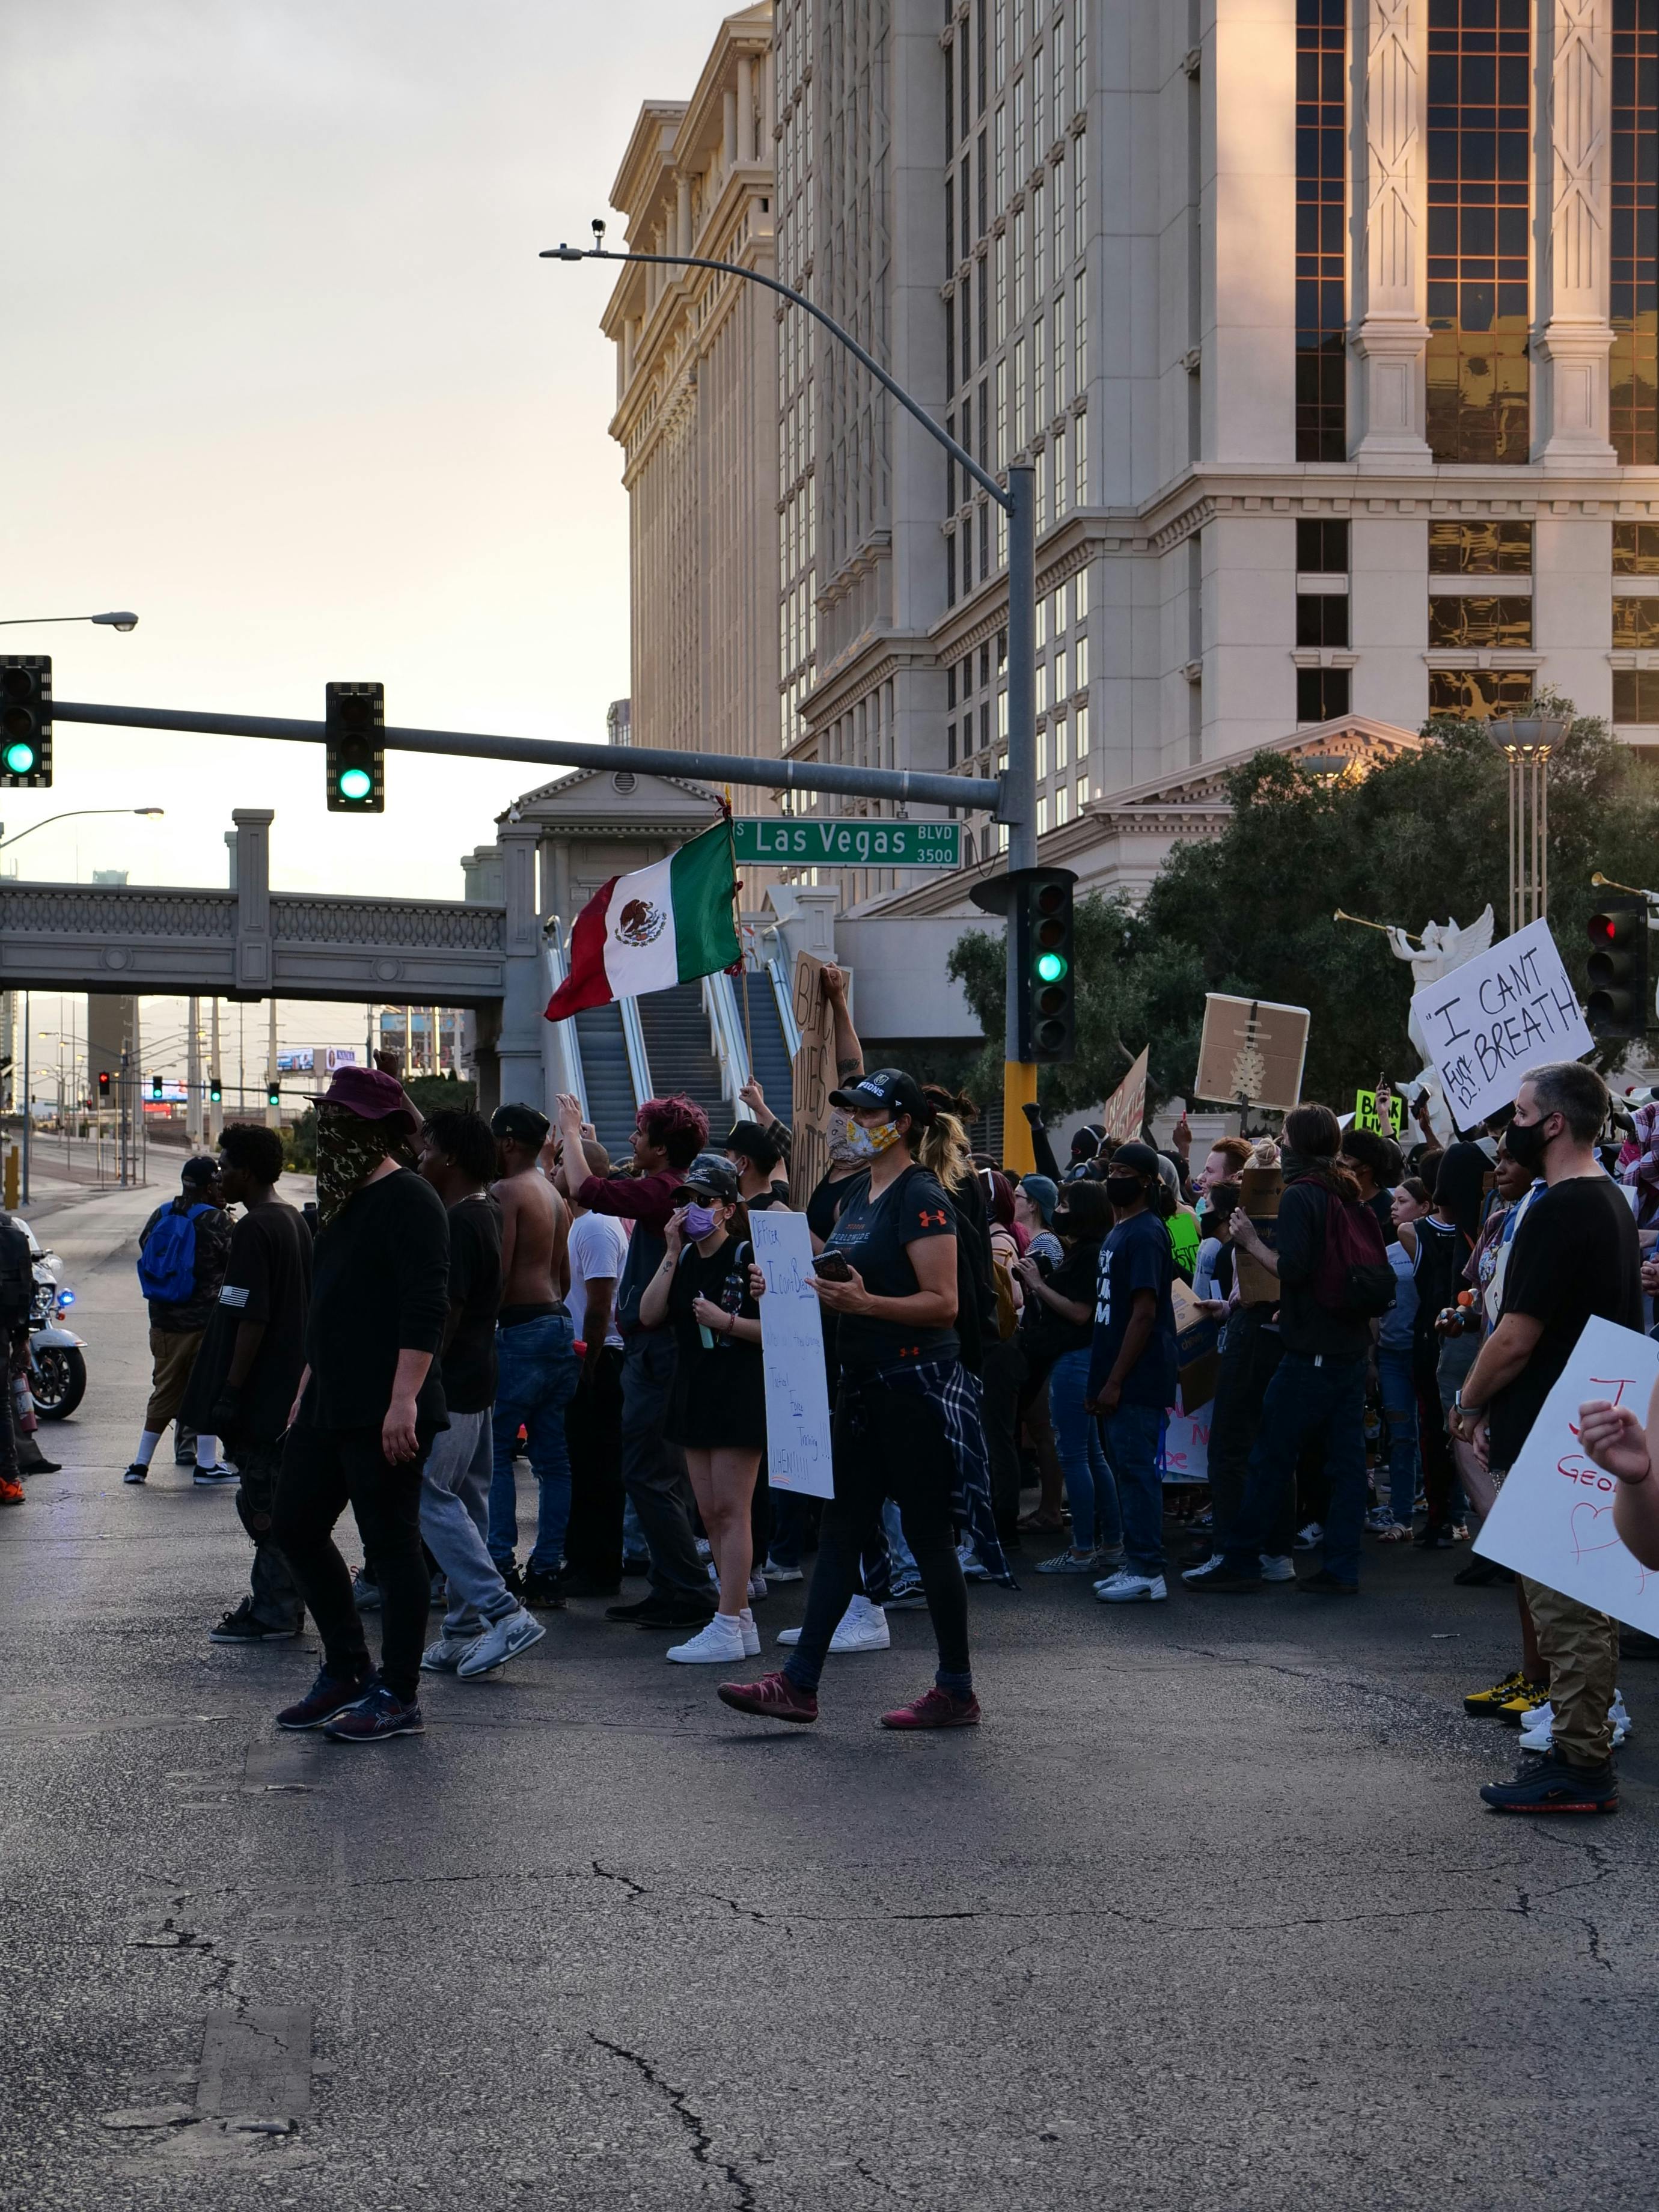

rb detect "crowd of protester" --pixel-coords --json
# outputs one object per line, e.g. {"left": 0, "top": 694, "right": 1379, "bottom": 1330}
{"left": 71, "top": 964, "right": 1659, "bottom": 1811}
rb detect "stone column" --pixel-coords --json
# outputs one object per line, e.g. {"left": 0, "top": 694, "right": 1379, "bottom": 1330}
{"left": 231, "top": 808, "right": 273, "bottom": 995}
{"left": 1351, "top": 0, "right": 1432, "bottom": 462}
{"left": 676, "top": 176, "right": 693, "bottom": 258}
{"left": 1534, "top": 0, "right": 1617, "bottom": 467}
{"left": 495, "top": 822, "right": 546, "bottom": 1114}
{"left": 737, "top": 55, "right": 754, "bottom": 159}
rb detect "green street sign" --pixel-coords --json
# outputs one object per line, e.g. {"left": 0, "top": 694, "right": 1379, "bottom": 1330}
{"left": 730, "top": 818, "right": 962, "bottom": 869}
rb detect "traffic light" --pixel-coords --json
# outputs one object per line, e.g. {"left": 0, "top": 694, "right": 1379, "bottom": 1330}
{"left": 266, "top": 1078, "right": 281, "bottom": 1108}
{"left": 325, "top": 680, "right": 385, "bottom": 811}
{"left": 151, "top": 1073, "right": 163, "bottom": 1100}
{"left": 1014, "top": 868, "right": 1076, "bottom": 1061}
{"left": 209, "top": 1074, "right": 222, "bottom": 1105}
{"left": 0, "top": 656, "right": 51, "bottom": 787}
{"left": 1586, "top": 898, "right": 1649, "bottom": 1039}
{"left": 97, "top": 1069, "right": 111, "bottom": 1101}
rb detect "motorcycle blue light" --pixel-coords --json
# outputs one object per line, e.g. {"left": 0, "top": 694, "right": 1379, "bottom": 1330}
{"left": 56, "top": 1288, "right": 74, "bottom": 1306}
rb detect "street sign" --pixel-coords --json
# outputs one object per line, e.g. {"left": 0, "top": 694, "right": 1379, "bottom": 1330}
{"left": 730, "top": 819, "right": 960, "bottom": 869}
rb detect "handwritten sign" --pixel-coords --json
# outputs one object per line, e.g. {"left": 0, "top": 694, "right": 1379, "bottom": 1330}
{"left": 749, "top": 1208, "right": 836, "bottom": 1500}
{"left": 1411, "top": 918, "right": 1593, "bottom": 1128}
{"left": 789, "top": 953, "right": 835, "bottom": 1209}
{"left": 1473, "top": 1315, "right": 1659, "bottom": 1633}
{"left": 1161, "top": 1407, "right": 1210, "bottom": 1485}
{"left": 1099, "top": 1047, "right": 1149, "bottom": 1146}
{"left": 1353, "top": 1088, "right": 1406, "bottom": 1136}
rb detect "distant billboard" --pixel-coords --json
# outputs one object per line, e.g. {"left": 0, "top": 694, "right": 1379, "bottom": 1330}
{"left": 275, "top": 1046, "right": 359, "bottom": 1074}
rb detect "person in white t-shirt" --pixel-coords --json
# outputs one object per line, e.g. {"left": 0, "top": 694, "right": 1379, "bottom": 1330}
{"left": 549, "top": 1136, "right": 631, "bottom": 1596}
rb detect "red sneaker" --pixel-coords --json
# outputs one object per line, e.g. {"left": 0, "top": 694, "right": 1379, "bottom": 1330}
{"left": 716, "top": 1670, "right": 818, "bottom": 1725}
{"left": 879, "top": 1685, "right": 982, "bottom": 1731}
{"left": 0, "top": 1475, "right": 22, "bottom": 1508}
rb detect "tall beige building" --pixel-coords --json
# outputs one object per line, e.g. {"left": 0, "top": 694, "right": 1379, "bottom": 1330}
{"left": 603, "top": 5, "right": 778, "bottom": 806}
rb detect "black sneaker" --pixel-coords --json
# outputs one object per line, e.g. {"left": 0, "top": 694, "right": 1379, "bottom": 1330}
{"left": 632, "top": 1596, "right": 720, "bottom": 1630}
{"left": 605, "top": 1592, "right": 665, "bottom": 1622}
{"left": 20, "top": 1454, "right": 60, "bottom": 1474}
{"left": 495, "top": 1559, "right": 524, "bottom": 1596}
{"left": 1480, "top": 1750, "right": 1619, "bottom": 1815}
{"left": 209, "top": 1601, "right": 301, "bottom": 1644}
{"left": 520, "top": 1569, "right": 567, "bottom": 1610}
{"left": 1414, "top": 1523, "right": 1455, "bottom": 1550}
{"left": 1187, "top": 1564, "right": 1263, "bottom": 1594}
{"left": 193, "top": 1464, "right": 238, "bottom": 1488}
{"left": 123, "top": 1463, "right": 148, "bottom": 1485}
{"left": 1297, "top": 1568, "right": 1358, "bottom": 1595}
{"left": 276, "top": 1667, "right": 372, "bottom": 1731}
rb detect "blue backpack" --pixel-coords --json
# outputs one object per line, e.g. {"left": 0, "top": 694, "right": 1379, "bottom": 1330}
{"left": 137, "top": 1203, "right": 212, "bottom": 1303}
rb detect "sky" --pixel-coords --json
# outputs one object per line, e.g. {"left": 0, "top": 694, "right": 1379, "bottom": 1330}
{"left": 0, "top": 0, "right": 728, "bottom": 1085}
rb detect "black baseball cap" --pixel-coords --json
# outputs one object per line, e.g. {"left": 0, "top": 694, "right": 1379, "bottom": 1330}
{"left": 828, "top": 1066, "right": 929, "bottom": 1121}
{"left": 1108, "top": 1140, "right": 1162, "bottom": 1179}
{"left": 682, "top": 1151, "right": 742, "bottom": 1203}
{"left": 180, "top": 1155, "right": 219, "bottom": 1188}
{"left": 492, "top": 1104, "right": 551, "bottom": 1150}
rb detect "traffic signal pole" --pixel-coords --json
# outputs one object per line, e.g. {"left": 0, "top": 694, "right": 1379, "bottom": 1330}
{"left": 1002, "top": 465, "right": 1039, "bottom": 1173}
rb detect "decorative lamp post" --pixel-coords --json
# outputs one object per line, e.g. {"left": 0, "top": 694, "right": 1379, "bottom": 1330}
{"left": 1486, "top": 715, "right": 1570, "bottom": 932}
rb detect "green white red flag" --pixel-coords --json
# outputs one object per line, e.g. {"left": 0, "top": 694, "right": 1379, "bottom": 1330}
{"left": 545, "top": 820, "right": 739, "bottom": 1022}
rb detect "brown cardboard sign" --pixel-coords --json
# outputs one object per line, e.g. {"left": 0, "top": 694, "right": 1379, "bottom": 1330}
{"left": 789, "top": 952, "right": 835, "bottom": 1209}
{"left": 1233, "top": 1164, "right": 1283, "bottom": 1306}
{"left": 1194, "top": 994, "right": 1310, "bottom": 1113}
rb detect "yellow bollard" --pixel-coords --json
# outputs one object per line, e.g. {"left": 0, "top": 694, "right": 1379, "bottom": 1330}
{"left": 1001, "top": 1061, "right": 1039, "bottom": 1175}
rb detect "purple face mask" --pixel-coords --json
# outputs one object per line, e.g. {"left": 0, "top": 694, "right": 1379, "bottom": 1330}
{"left": 681, "top": 1200, "right": 720, "bottom": 1241}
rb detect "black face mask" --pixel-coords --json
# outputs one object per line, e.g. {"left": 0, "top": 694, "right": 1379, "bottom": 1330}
{"left": 1503, "top": 1115, "right": 1553, "bottom": 1170}
{"left": 1106, "top": 1175, "right": 1143, "bottom": 1209}
{"left": 1280, "top": 1146, "right": 1319, "bottom": 1182}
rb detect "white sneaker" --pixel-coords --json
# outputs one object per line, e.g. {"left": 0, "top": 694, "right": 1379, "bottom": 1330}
{"left": 1259, "top": 1554, "right": 1296, "bottom": 1583}
{"left": 739, "top": 1606, "right": 760, "bottom": 1658}
{"left": 776, "top": 1595, "right": 891, "bottom": 1652}
{"left": 747, "top": 1572, "right": 768, "bottom": 1603}
{"left": 1517, "top": 1694, "right": 1632, "bottom": 1753}
{"left": 420, "top": 1630, "right": 478, "bottom": 1673}
{"left": 666, "top": 1612, "right": 748, "bottom": 1664}
{"left": 1181, "top": 1554, "right": 1226, "bottom": 1587}
{"left": 763, "top": 1556, "right": 804, "bottom": 1584}
{"left": 1093, "top": 1570, "right": 1167, "bottom": 1604}
{"left": 457, "top": 1607, "right": 546, "bottom": 1679}
{"left": 1293, "top": 1521, "right": 1323, "bottom": 1552}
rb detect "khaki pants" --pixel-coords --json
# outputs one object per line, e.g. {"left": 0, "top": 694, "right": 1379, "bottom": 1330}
{"left": 1521, "top": 1577, "right": 1620, "bottom": 1766}
{"left": 144, "top": 1327, "right": 204, "bottom": 1435}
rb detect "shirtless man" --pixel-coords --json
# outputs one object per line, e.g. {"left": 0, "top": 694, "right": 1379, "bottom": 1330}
{"left": 484, "top": 1104, "right": 579, "bottom": 1607}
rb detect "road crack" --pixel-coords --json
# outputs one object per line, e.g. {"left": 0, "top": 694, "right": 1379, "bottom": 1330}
{"left": 590, "top": 2033, "right": 757, "bottom": 2210}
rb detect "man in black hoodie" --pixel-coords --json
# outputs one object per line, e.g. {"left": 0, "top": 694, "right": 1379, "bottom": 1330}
{"left": 1197, "top": 1103, "right": 1382, "bottom": 1597}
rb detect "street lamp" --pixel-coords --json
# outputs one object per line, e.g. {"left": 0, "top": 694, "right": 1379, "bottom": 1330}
{"left": 1485, "top": 715, "right": 1569, "bottom": 932}
{"left": 0, "top": 806, "right": 164, "bottom": 852}
{"left": 0, "top": 611, "right": 139, "bottom": 632}
{"left": 543, "top": 225, "right": 1043, "bottom": 1155}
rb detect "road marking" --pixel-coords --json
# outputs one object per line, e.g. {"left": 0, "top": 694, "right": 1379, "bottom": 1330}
{"left": 196, "top": 2009, "right": 313, "bottom": 2118}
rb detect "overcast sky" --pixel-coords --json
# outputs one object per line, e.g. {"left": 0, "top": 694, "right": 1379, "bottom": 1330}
{"left": 0, "top": 1, "right": 721, "bottom": 902}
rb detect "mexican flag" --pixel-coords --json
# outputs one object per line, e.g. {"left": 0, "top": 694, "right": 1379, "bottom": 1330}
{"left": 544, "top": 819, "right": 740, "bottom": 1022}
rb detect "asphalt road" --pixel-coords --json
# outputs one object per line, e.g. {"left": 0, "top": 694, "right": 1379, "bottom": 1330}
{"left": 2, "top": 1178, "right": 1655, "bottom": 2212}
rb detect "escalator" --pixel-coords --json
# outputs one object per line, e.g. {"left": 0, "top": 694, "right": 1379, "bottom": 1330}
{"left": 635, "top": 982, "right": 730, "bottom": 1135}
{"left": 732, "top": 968, "right": 794, "bottom": 1121}
{"left": 570, "top": 1002, "right": 637, "bottom": 1162}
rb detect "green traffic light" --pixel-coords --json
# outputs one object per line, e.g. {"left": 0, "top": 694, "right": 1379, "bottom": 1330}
{"left": 1035, "top": 951, "right": 1068, "bottom": 984}
{"left": 337, "top": 766, "right": 373, "bottom": 802}
{"left": 4, "top": 741, "right": 36, "bottom": 775}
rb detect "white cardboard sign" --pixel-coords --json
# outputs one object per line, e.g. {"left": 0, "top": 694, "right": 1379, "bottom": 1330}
{"left": 1411, "top": 917, "right": 1593, "bottom": 1128}
{"left": 1473, "top": 1314, "right": 1659, "bottom": 1634}
{"left": 1160, "top": 1407, "right": 1210, "bottom": 1486}
{"left": 749, "top": 1208, "right": 836, "bottom": 1500}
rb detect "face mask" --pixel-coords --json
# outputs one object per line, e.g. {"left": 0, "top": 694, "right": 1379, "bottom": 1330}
{"left": 826, "top": 1108, "right": 861, "bottom": 1166}
{"left": 1503, "top": 1116, "right": 1552, "bottom": 1170}
{"left": 681, "top": 1201, "right": 720, "bottom": 1240}
{"left": 846, "top": 1119, "right": 902, "bottom": 1161}
{"left": 1106, "top": 1175, "right": 1143, "bottom": 1209}
{"left": 1280, "top": 1146, "right": 1320, "bottom": 1182}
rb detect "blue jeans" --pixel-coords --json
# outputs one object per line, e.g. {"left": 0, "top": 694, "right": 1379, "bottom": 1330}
{"left": 1049, "top": 1349, "right": 1121, "bottom": 1553}
{"left": 1223, "top": 1352, "right": 1367, "bottom": 1585}
{"left": 1101, "top": 1402, "right": 1164, "bottom": 1575}
{"left": 420, "top": 1408, "right": 518, "bottom": 1636}
{"left": 1376, "top": 1345, "right": 1419, "bottom": 1526}
{"left": 487, "top": 1312, "right": 579, "bottom": 1575}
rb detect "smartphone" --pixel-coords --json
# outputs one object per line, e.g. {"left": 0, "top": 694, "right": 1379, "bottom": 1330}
{"left": 813, "top": 1251, "right": 854, "bottom": 1282}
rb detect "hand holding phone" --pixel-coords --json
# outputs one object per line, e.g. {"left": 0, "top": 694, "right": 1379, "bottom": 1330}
{"left": 813, "top": 1250, "right": 854, "bottom": 1282}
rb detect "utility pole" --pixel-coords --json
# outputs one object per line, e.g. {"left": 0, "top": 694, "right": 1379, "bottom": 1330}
{"left": 186, "top": 994, "right": 203, "bottom": 1146}
{"left": 540, "top": 234, "right": 1042, "bottom": 1169}
{"left": 266, "top": 998, "right": 280, "bottom": 1132}
{"left": 209, "top": 997, "right": 222, "bottom": 1142}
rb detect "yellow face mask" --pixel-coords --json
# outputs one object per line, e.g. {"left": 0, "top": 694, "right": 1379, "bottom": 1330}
{"left": 846, "top": 1118, "right": 903, "bottom": 1160}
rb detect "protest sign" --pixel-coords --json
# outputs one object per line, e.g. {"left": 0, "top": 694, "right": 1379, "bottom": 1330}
{"left": 1194, "top": 995, "right": 1309, "bottom": 1112}
{"left": 1170, "top": 1279, "right": 1220, "bottom": 1411}
{"left": 1232, "top": 1164, "right": 1282, "bottom": 1306}
{"left": 749, "top": 1208, "right": 836, "bottom": 1500}
{"left": 1472, "top": 1315, "right": 1659, "bottom": 1634}
{"left": 1161, "top": 1407, "right": 1210, "bottom": 1485}
{"left": 1411, "top": 917, "right": 1593, "bottom": 1128}
{"left": 1353, "top": 1088, "right": 1406, "bottom": 1136}
{"left": 1099, "top": 1047, "right": 1149, "bottom": 1145}
{"left": 788, "top": 952, "right": 836, "bottom": 1208}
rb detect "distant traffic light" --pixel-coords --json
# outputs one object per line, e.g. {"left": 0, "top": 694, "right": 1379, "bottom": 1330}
{"left": 209, "top": 1074, "right": 223, "bottom": 1105}
{"left": 325, "top": 680, "right": 385, "bottom": 811}
{"left": 1014, "top": 868, "right": 1076, "bottom": 1061}
{"left": 0, "top": 656, "right": 52, "bottom": 787}
{"left": 97, "top": 1069, "right": 111, "bottom": 1101}
{"left": 151, "top": 1073, "right": 163, "bottom": 1100}
{"left": 1587, "top": 898, "right": 1649, "bottom": 1039}
{"left": 266, "top": 1078, "right": 281, "bottom": 1108}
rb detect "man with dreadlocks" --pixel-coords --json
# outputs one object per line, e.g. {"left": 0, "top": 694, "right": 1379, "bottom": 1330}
{"left": 269, "top": 1066, "right": 450, "bottom": 1743}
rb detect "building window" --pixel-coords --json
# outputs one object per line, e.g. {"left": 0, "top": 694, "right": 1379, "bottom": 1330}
{"left": 996, "top": 228, "right": 1008, "bottom": 343}
{"left": 1297, "top": 516, "right": 1349, "bottom": 572}
{"left": 947, "top": 533, "right": 957, "bottom": 607}
{"left": 1429, "top": 594, "right": 1532, "bottom": 647}
{"left": 1611, "top": 1, "right": 1659, "bottom": 464}
{"left": 1615, "top": 521, "right": 1659, "bottom": 574}
{"left": 1033, "top": 317, "right": 1046, "bottom": 433}
{"left": 1429, "top": 667, "right": 1535, "bottom": 716}
{"left": 1056, "top": 645, "right": 1069, "bottom": 699}
{"left": 1297, "top": 667, "right": 1351, "bottom": 720}
{"left": 962, "top": 509, "right": 974, "bottom": 583}
{"left": 978, "top": 128, "right": 989, "bottom": 237}
{"left": 980, "top": 494, "right": 991, "bottom": 579}
{"left": 995, "top": 0, "right": 1006, "bottom": 90}
{"left": 1075, "top": 702, "right": 1089, "bottom": 755}
{"left": 1013, "top": 337, "right": 1028, "bottom": 447}
{"left": 1053, "top": 421, "right": 1068, "bottom": 516}
{"left": 1033, "top": 177, "right": 1046, "bottom": 296}
{"left": 1076, "top": 774, "right": 1090, "bottom": 813}
{"left": 1037, "top": 795, "right": 1048, "bottom": 834}
{"left": 995, "top": 358, "right": 1008, "bottom": 465}
{"left": 1425, "top": 0, "right": 1531, "bottom": 463}
{"left": 1074, "top": 271, "right": 1087, "bottom": 394}
{"left": 1053, "top": 297, "right": 1067, "bottom": 419}
{"left": 1614, "top": 598, "right": 1659, "bottom": 647}
{"left": 1428, "top": 518, "right": 1532, "bottom": 572}
{"left": 1297, "top": 593, "right": 1350, "bottom": 646}
{"left": 1013, "top": 73, "right": 1026, "bottom": 179}
{"left": 1074, "top": 134, "right": 1087, "bottom": 258}
{"left": 947, "top": 721, "right": 958, "bottom": 767}
{"left": 1615, "top": 670, "right": 1659, "bottom": 722}
{"left": 981, "top": 700, "right": 991, "bottom": 751}
{"left": 1037, "top": 727, "right": 1048, "bottom": 778}
{"left": 1074, "top": 409, "right": 1088, "bottom": 505}
{"left": 1056, "top": 783, "right": 1071, "bottom": 826}
{"left": 995, "top": 103, "right": 1006, "bottom": 207}
{"left": 1033, "top": 42, "right": 1045, "bottom": 148}
{"left": 1075, "top": 631, "right": 1089, "bottom": 687}
{"left": 1036, "top": 661, "right": 1048, "bottom": 713}
{"left": 946, "top": 179, "right": 955, "bottom": 274}
{"left": 1295, "top": 0, "right": 1348, "bottom": 461}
